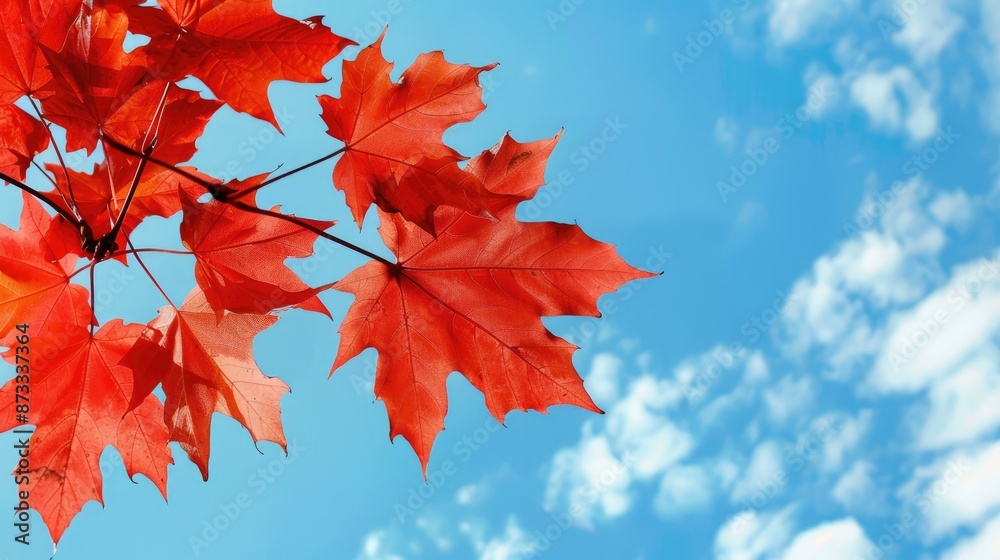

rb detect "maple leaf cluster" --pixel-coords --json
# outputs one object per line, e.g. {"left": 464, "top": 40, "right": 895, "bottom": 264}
{"left": 0, "top": 0, "right": 654, "bottom": 545}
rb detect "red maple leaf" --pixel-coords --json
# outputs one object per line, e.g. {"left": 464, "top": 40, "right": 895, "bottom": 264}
{"left": 122, "top": 287, "right": 290, "bottom": 480}
{"left": 179, "top": 176, "right": 334, "bottom": 316}
{"left": 40, "top": 3, "right": 150, "bottom": 154}
{"left": 318, "top": 34, "right": 511, "bottom": 232}
{"left": 24, "top": 0, "right": 86, "bottom": 50}
{"left": 0, "top": 319, "right": 171, "bottom": 544}
{"left": 0, "top": 105, "right": 49, "bottom": 181}
{"left": 102, "top": 80, "right": 223, "bottom": 166}
{"left": 331, "top": 134, "right": 655, "bottom": 469}
{"left": 0, "top": 194, "right": 91, "bottom": 341}
{"left": 119, "top": 0, "right": 353, "bottom": 127}
{"left": 0, "top": 1, "right": 56, "bottom": 106}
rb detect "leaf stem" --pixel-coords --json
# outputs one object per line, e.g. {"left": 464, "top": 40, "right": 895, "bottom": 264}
{"left": 98, "top": 84, "right": 171, "bottom": 261}
{"left": 28, "top": 96, "right": 80, "bottom": 219}
{"left": 125, "top": 235, "right": 176, "bottom": 309}
{"left": 69, "top": 261, "right": 97, "bottom": 281}
{"left": 104, "top": 142, "right": 154, "bottom": 245}
{"left": 124, "top": 248, "right": 194, "bottom": 257}
{"left": 89, "top": 264, "right": 96, "bottom": 336}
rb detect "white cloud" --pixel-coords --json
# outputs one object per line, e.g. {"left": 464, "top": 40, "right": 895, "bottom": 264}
{"left": 653, "top": 465, "right": 713, "bottom": 518}
{"left": 767, "top": 0, "right": 858, "bottom": 46}
{"left": 584, "top": 353, "right": 624, "bottom": 405}
{"left": 715, "top": 459, "right": 742, "bottom": 492}
{"left": 766, "top": 0, "right": 965, "bottom": 143}
{"left": 456, "top": 484, "right": 484, "bottom": 506}
{"left": 744, "top": 351, "right": 770, "bottom": 384}
{"left": 545, "top": 351, "right": 705, "bottom": 527}
{"left": 849, "top": 66, "right": 938, "bottom": 142}
{"left": 904, "top": 440, "right": 1000, "bottom": 538}
{"left": 674, "top": 344, "right": 748, "bottom": 403}
{"left": 869, "top": 251, "right": 1000, "bottom": 395}
{"left": 731, "top": 441, "right": 785, "bottom": 503}
{"left": 982, "top": 0, "right": 1000, "bottom": 130}
{"left": 804, "top": 70, "right": 840, "bottom": 119}
{"left": 715, "top": 505, "right": 797, "bottom": 560}
{"left": 941, "top": 512, "right": 1000, "bottom": 560}
{"left": 715, "top": 117, "right": 741, "bottom": 151}
{"left": 464, "top": 517, "right": 536, "bottom": 560}
{"left": 819, "top": 410, "right": 872, "bottom": 473}
{"left": 544, "top": 367, "right": 695, "bottom": 525}
{"left": 605, "top": 376, "right": 695, "bottom": 479}
{"left": 544, "top": 435, "right": 633, "bottom": 528}
{"left": 415, "top": 513, "right": 455, "bottom": 553}
{"left": 780, "top": 518, "right": 873, "bottom": 560}
{"left": 356, "top": 530, "right": 404, "bottom": 560}
{"left": 454, "top": 467, "right": 514, "bottom": 509}
{"left": 699, "top": 352, "right": 770, "bottom": 425}
{"left": 762, "top": 376, "right": 813, "bottom": 424}
{"left": 914, "top": 347, "right": 1000, "bottom": 450}
{"left": 700, "top": 385, "right": 755, "bottom": 426}
{"left": 891, "top": 1, "right": 962, "bottom": 64}
{"left": 832, "top": 461, "right": 879, "bottom": 511}
{"left": 929, "top": 190, "right": 974, "bottom": 227}
{"left": 779, "top": 180, "right": 950, "bottom": 376}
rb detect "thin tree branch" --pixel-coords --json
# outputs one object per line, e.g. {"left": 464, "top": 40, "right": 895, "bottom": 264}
{"left": 69, "top": 261, "right": 98, "bottom": 281}
{"left": 102, "top": 135, "right": 227, "bottom": 195}
{"left": 228, "top": 146, "right": 347, "bottom": 201}
{"left": 228, "top": 199, "right": 395, "bottom": 267}
{"left": 102, "top": 135, "right": 392, "bottom": 266}
{"left": 102, "top": 136, "right": 348, "bottom": 201}
{"left": 0, "top": 170, "right": 82, "bottom": 227}
{"left": 30, "top": 160, "right": 59, "bottom": 190}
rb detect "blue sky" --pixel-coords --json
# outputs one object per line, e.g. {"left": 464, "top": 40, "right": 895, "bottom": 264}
{"left": 2, "top": 0, "right": 1000, "bottom": 558}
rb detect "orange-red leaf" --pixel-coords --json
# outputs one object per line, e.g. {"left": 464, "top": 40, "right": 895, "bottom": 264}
{"left": 103, "top": 80, "right": 223, "bottom": 166}
{"left": 0, "top": 1, "right": 57, "bottom": 105}
{"left": 122, "top": 287, "right": 290, "bottom": 480}
{"left": 318, "top": 34, "right": 507, "bottom": 232}
{"left": 25, "top": 0, "right": 86, "bottom": 50}
{"left": 466, "top": 132, "right": 563, "bottom": 207}
{"left": 125, "top": 0, "right": 353, "bottom": 127}
{"left": 179, "top": 177, "right": 333, "bottom": 316}
{"left": 0, "top": 105, "right": 50, "bottom": 181}
{"left": 0, "top": 320, "right": 172, "bottom": 544}
{"left": 0, "top": 194, "right": 91, "bottom": 342}
{"left": 331, "top": 135, "right": 654, "bottom": 470}
{"left": 40, "top": 3, "right": 150, "bottom": 154}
